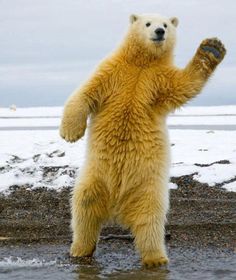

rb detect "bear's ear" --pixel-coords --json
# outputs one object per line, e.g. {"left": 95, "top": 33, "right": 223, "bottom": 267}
{"left": 130, "top": 14, "right": 139, "bottom": 24}
{"left": 170, "top": 17, "right": 179, "bottom": 27}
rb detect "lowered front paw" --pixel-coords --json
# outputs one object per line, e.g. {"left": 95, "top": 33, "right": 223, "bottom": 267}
{"left": 60, "top": 117, "right": 86, "bottom": 143}
{"left": 200, "top": 38, "right": 226, "bottom": 62}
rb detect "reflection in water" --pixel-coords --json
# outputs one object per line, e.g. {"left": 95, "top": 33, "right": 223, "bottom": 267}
{"left": 76, "top": 267, "right": 170, "bottom": 280}
{"left": 73, "top": 256, "right": 169, "bottom": 280}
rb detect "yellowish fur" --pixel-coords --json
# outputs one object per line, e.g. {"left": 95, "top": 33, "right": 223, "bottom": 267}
{"left": 60, "top": 14, "right": 226, "bottom": 267}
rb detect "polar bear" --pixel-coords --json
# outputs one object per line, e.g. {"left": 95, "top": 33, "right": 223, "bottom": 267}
{"left": 60, "top": 13, "right": 226, "bottom": 267}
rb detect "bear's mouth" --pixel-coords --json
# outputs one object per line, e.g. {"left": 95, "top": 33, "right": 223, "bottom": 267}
{"left": 151, "top": 38, "right": 165, "bottom": 43}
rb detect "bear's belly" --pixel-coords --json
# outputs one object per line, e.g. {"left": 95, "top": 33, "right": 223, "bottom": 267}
{"left": 88, "top": 112, "right": 170, "bottom": 171}
{"left": 85, "top": 111, "right": 170, "bottom": 199}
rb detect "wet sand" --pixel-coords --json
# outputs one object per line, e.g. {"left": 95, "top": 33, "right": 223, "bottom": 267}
{"left": 0, "top": 174, "right": 235, "bottom": 279}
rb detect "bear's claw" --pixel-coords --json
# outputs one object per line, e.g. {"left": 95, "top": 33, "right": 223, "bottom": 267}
{"left": 200, "top": 37, "right": 226, "bottom": 60}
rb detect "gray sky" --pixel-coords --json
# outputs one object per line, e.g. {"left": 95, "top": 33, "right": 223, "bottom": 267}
{"left": 0, "top": 0, "right": 235, "bottom": 107}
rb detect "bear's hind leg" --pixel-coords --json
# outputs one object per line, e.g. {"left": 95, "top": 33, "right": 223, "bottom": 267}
{"left": 70, "top": 175, "right": 109, "bottom": 257}
{"left": 121, "top": 184, "right": 169, "bottom": 267}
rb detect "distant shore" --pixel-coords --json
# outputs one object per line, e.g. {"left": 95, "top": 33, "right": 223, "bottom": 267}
{"left": 1, "top": 124, "right": 236, "bottom": 131}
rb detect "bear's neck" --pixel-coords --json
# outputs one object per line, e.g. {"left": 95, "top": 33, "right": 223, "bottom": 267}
{"left": 117, "top": 34, "right": 174, "bottom": 67}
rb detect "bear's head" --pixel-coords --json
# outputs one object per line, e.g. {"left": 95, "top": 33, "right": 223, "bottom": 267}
{"left": 128, "top": 13, "right": 179, "bottom": 57}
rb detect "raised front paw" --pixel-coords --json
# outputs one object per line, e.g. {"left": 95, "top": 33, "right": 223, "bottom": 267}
{"left": 200, "top": 38, "right": 226, "bottom": 62}
{"left": 60, "top": 117, "right": 86, "bottom": 143}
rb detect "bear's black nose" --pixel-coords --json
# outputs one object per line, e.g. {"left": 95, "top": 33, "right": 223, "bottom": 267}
{"left": 155, "top": 28, "right": 165, "bottom": 37}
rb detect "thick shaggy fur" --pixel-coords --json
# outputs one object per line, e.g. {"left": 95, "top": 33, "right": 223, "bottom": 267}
{"left": 60, "top": 14, "right": 226, "bottom": 267}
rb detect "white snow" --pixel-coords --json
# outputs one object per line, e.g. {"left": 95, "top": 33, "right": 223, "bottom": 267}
{"left": 223, "top": 181, "right": 236, "bottom": 192}
{"left": 193, "top": 164, "right": 236, "bottom": 186}
{"left": 1, "top": 115, "right": 236, "bottom": 127}
{"left": 170, "top": 130, "right": 236, "bottom": 187}
{"left": 1, "top": 105, "right": 235, "bottom": 117}
{"left": 1, "top": 106, "right": 235, "bottom": 127}
{"left": 0, "top": 118, "right": 60, "bottom": 127}
{"left": 172, "top": 106, "right": 236, "bottom": 116}
{"left": 0, "top": 107, "right": 63, "bottom": 118}
{"left": 0, "top": 130, "right": 87, "bottom": 193}
{"left": 168, "top": 116, "right": 236, "bottom": 126}
{"left": 168, "top": 182, "right": 178, "bottom": 190}
{"left": 0, "top": 106, "right": 236, "bottom": 193}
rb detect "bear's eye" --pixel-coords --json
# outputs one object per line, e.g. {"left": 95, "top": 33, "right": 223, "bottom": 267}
{"left": 163, "top": 23, "right": 167, "bottom": 28}
{"left": 146, "top": 22, "right": 151, "bottom": 27}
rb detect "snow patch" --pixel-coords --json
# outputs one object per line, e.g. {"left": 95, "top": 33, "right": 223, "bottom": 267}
{"left": 0, "top": 107, "right": 236, "bottom": 193}
{"left": 169, "top": 182, "right": 178, "bottom": 190}
{"left": 222, "top": 181, "right": 236, "bottom": 192}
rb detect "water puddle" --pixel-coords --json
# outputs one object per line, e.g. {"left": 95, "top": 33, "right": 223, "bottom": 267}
{"left": 0, "top": 242, "right": 235, "bottom": 280}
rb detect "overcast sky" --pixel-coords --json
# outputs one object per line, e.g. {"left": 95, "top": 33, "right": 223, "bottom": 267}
{"left": 0, "top": 0, "right": 235, "bottom": 107}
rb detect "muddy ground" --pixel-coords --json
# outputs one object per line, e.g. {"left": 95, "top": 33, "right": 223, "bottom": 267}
{"left": 0, "top": 174, "right": 235, "bottom": 279}
{"left": 0, "top": 174, "right": 235, "bottom": 247}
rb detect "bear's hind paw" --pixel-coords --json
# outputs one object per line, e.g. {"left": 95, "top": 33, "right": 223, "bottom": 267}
{"left": 142, "top": 255, "right": 169, "bottom": 268}
{"left": 70, "top": 242, "right": 96, "bottom": 258}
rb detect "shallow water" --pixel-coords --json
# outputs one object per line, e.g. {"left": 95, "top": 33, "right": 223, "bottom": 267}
{"left": 0, "top": 241, "right": 236, "bottom": 280}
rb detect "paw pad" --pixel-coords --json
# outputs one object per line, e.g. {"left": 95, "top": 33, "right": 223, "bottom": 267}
{"left": 201, "top": 46, "right": 221, "bottom": 59}
{"left": 200, "top": 38, "right": 226, "bottom": 60}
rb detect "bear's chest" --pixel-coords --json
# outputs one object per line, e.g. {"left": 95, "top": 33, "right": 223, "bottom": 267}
{"left": 108, "top": 67, "right": 160, "bottom": 105}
